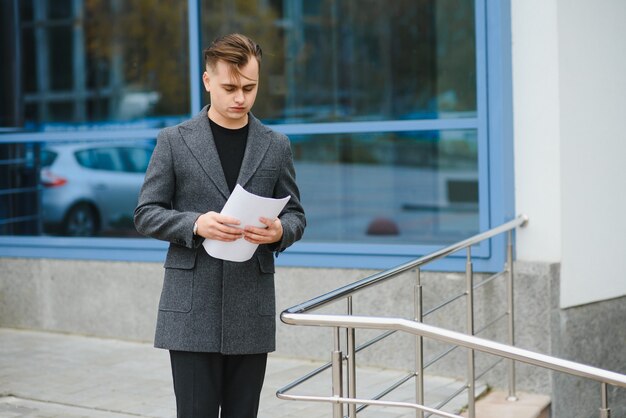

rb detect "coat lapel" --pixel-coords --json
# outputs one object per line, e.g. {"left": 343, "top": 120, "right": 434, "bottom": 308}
{"left": 179, "top": 106, "right": 230, "bottom": 199}
{"left": 237, "top": 113, "right": 272, "bottom": 188}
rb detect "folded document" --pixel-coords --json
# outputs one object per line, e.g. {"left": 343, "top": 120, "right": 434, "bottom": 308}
{"left": 203, "top": 184, "right": 291, "bottom": 262}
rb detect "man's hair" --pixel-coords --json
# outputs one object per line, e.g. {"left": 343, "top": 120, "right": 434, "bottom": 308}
{"left": 203, "top": 33, "right": 262, "bottom": 79}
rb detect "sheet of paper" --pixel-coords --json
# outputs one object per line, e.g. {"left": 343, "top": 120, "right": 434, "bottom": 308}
{"left": 203, "top": 184, "right": 291, "bottom": 262}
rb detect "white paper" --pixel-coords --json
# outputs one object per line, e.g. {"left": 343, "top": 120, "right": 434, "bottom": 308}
{"left": 203, "top": 184, "right": 291, "bottom": 262}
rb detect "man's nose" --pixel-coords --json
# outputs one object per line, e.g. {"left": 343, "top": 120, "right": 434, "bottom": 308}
{"left": 234, "top": 90, "right": 244, "bottom": 103}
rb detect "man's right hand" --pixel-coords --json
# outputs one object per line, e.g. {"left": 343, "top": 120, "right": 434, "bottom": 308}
{"left": 195, "top": 211, "right": 243, "bottom": 242}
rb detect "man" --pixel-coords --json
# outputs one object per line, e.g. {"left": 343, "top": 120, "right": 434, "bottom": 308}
{"left": 134, "top": 33, "right": 305, "bottom": 418}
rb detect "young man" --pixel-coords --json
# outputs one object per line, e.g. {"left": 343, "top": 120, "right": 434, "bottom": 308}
{"left": 134, "top": 34, "right": 305, "bottom": 417}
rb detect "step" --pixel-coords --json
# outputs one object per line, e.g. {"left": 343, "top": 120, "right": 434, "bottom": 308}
{"left": 461, "top": 390, "right": 551, "bottom": 418}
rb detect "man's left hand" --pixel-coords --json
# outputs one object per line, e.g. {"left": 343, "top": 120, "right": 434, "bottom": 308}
{"left": 243, "top": 217, "right": 283, "bottom": 245}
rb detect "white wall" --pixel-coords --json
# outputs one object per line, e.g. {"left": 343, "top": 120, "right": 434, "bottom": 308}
{"left": 511, "top": 0, "right": 562, "bottom": 263}
{"left": 557, "top": 0, "right": 626, "bottom": 307}
{"left": 512, "top": 0, "right": 626, "bottom": 307}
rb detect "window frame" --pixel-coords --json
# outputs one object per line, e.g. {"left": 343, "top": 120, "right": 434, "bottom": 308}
{"left": 0, "top": 0, "right": 514, "bottom": 272}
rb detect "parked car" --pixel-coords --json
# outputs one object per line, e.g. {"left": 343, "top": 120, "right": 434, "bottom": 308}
{"left": 40, "top": 140, "right": 154, "bottom": 236}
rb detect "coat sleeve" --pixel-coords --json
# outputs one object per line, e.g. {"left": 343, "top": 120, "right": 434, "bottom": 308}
{"left": 268, "top": 135, "right": 306, "bottom": 255}
{"left": 134, "top": 128, "right": 202, "bottom": 249}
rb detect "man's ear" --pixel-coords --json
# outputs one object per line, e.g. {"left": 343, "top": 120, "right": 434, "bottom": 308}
{"left": 202, "top": 71, "right": 210, "bottom": 92}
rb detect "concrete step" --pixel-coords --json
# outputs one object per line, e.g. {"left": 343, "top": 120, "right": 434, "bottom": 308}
{"left": 462, "top": 390, "right": 551, "bottom": 418}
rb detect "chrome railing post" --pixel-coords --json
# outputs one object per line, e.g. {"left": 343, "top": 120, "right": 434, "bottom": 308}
{"left": 332, "top": 326, "right": 344, "bottom": 418}
{"left": 466, "top": 247, "right": 475, "bottom": 418}
{"left": 414, "top": 267, "right": 424, "bottom": 418}
{"left": 347, "top": 297, "right": 357, "bottom": 418}
{"left": 600, "top": 382, "right": 611, "bottom": 418}
{"left": 506, "top": 230, "right": 518, "bottom": 401}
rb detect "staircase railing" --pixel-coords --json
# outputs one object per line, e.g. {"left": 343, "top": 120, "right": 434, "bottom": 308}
{"left": 276, "top": 215, "right": 626, "bottom": 418}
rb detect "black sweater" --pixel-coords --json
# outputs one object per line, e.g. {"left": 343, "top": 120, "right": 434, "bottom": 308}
{"left": 209, "top": 118, "right": 248, "bottom": 193}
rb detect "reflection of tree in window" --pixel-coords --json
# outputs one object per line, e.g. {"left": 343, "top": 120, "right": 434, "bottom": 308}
{"left": 83, "top": 0, "right": 190, "bottom": 119}
{"left": 292, "top": 0, "right": 476, "bottom": 120}
{"left": 200, "top": 0, "right": 476, "bottom": 122}
{"left": 201, "top": 0, "right": 285, "bottom": 120}
{"left": 16, "top": 1, "right": 189, "bottom": 124}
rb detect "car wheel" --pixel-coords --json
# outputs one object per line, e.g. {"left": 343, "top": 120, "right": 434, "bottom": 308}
{"left": 62, "top": 203, "right": 99, "bottom": 236}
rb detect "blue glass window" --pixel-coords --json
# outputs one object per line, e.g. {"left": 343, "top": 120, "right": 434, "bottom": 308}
{"left": 197, "top": 0, "right": 486, "bottom": 251}
{"left": 0, "top": 0, "right": 514, "bottom": 271}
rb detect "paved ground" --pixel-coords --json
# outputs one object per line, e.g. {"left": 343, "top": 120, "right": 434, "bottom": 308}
{"left": 0, "top": 328, "right": 479, "bottom": 418}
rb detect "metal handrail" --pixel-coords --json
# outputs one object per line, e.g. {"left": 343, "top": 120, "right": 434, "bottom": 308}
{"left": 278, "top": 313, "right": 626, "bottom": 418}
{"left": 277, "top": 393, "right": 463, "bottom": 418}
{"left": 278, "top": 216, "right": 529, "bottom": 417}
{"left": 274, "top": 329, "right": 398, "bottom": 396}
{"left": 280, "top": 313, "right": 626, "bottom": 388}
{"left": 277, "top": 214, "right": 624, "bottom": 417}
{"left": 284, "top": 215, "right": 528, "bottom": 315}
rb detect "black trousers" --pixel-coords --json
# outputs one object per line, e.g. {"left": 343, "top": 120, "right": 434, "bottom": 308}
{"left": 169, "top": 350, "right": 268, "bottom": 418}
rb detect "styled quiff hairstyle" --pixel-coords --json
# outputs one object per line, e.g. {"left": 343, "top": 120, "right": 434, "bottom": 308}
{"left": 203, "top": 33, "right": 262, "bottom": 80}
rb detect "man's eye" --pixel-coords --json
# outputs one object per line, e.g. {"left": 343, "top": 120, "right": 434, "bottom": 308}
{"left": 224, "top": 87, "right": 234, "bottom": 92}
{"left": 244, "top": 87, "right": 255, "bottom": 92}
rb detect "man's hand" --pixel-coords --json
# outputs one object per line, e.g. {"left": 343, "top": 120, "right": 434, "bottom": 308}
{"left": 243, "top": 217, "right": 283, "bottom": 245}
{"left": 196, "top": 211, "right": 243, "bottom": 242}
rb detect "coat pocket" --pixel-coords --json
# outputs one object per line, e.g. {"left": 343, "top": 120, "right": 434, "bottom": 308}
{"left": 256, "top": 167, "right": 279, "bottom": 178}
{"left": 159, "top": 269, "right": 194, "bottom": 313}
{"left": 256, "top": 253, "right": 276, "bottom": 316}
{"left": 160, "top": 246, "right": 197, "bottom": 313}
{"left": 246, "top": 167, "right": 279, "bottom": 196}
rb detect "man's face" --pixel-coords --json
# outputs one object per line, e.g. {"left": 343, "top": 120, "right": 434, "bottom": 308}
{"left": 203, "top": 57, "right": 259, "bottom": 129}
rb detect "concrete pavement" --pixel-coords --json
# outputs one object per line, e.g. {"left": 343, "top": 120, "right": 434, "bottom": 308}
{"left": 0, "top": 328, "right": 481, "bottom": 418}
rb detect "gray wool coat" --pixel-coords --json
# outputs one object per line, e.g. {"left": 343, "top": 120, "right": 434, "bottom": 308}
{"left": 134, "top": 106, "right": 305, "bottom": 355}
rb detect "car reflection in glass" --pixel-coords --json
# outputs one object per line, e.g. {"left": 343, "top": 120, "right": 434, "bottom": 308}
{"left": 40, "top": 140, "right": 155, "bottom": 237}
